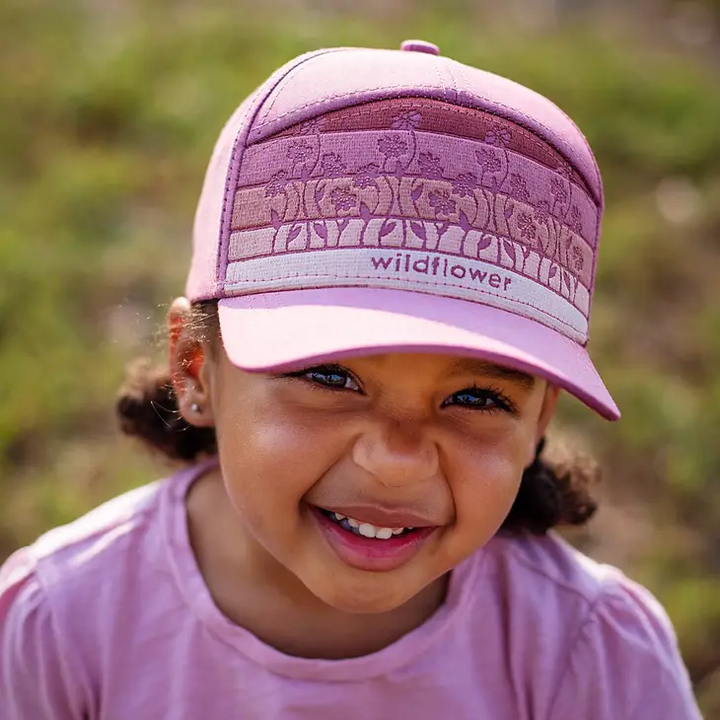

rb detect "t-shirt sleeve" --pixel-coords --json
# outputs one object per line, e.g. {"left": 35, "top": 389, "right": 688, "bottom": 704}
{"left": 547, "top": 574, "right": 703, "bottom": 720}
{"left": 0, "top": 548, "right": 87, "bottom": 719}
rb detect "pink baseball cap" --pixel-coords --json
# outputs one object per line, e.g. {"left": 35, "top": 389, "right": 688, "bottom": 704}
{"left": 186, "top": 40, "right": 620, "bottom": 420}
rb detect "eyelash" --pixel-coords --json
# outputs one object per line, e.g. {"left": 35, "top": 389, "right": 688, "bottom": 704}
{"left": 441, "top": 384, "right": 517, "bottom": 415}
{"left": 284, "top": 364, "right": 360, "bottom": 392}
{"left": 283, "top": 365, "right": 517, "bottom": 415}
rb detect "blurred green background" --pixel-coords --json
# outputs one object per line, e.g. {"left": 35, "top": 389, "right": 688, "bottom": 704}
{"left": 1, "top": 0, "right": 719, "bottom": 714}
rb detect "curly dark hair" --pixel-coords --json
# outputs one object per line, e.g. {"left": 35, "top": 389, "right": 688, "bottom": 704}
{"left": 116, "top": 301, "right": 599, "bottom": 535}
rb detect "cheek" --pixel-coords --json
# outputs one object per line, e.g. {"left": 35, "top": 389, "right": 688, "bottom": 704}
{"left": 445, "top": 427, "right": 530, "bottom": 536}
{"left": 212, "top": 397, "right": 349, "bottom": 525}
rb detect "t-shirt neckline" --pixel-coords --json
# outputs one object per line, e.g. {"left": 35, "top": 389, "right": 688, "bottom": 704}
{"left": 163, "top": 460, "right": 484, "bottom": 681}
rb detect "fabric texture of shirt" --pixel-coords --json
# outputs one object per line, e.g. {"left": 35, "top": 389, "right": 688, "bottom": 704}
{"left": 0, "top": 461, "right": 703, "bottom": 719}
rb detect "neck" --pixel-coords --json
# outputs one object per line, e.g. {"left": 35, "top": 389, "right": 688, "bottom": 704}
{"left": 186, "top": 466, "right": 448, "bottom": 659}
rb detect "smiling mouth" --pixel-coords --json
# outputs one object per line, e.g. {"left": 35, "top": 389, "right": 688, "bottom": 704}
{"left": 312, "top": 505, "right": 437, "bottom": 571}
{"left": 317, "top": 508, "right": 419, "bottom": 540}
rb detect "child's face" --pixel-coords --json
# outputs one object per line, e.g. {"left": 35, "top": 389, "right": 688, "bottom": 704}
{"left": 194, "top": 339, "right": 558, "bottom": 615}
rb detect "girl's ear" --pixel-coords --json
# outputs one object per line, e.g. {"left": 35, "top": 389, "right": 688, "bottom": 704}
{"left": 526, "top": 383, "right": 560, "bottom": 467}
{"left": 168, "top": 298, "right": 215, "bottom": 427}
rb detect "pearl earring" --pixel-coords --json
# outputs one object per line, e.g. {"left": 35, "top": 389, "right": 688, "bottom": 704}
{"left": 190, "top": 403, "right": 200, "bottom": 413}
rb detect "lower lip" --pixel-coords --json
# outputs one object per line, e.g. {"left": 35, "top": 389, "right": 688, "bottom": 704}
{"left": 311, "top": 507, "right": 436, "bottom": 572}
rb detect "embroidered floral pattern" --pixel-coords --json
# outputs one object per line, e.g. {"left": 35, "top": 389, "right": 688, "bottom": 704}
{"left": 295, "top": 117, "right": 326, "bottom": 135}
{"left": 320, "top": 152, "right": 346, "bottom": 178}
{"left": 329, "top": 186, "right": 357, "bottom": 212}
{"left": 353, "top": 163, "right": 380, "bottom": 189}
{"left": 378, "top": 134, "right": 408, "bottom": 158}
{"left": 569, "top": 205, "right": 583, "bottom": 234}
{"left": 550, "top": 176, "right": 568, "bottom": 204}
{"left": 451, "top": 172, "right": 479, "bottom": 197}
{"left": 418, "top": 151, "right": 444, "bottom": 179}
{"left": 517, "top": 213, "right": 537, "bottom": 241}
{"left": 428, "top": 189, "right": 456, "bottom": 217}
{"left": 534, "top": 200, "right": 550, "bottom": 223}
{"left": 476, "top": 149, "right": 502, "bottom": 173}
{"left": 485, "top": 124, "right": 512, "bottom": 147}
{"left": 230, "top": 108, "right": 597, "bottom": 320}
{"left": 391, "top": 110, "right": 422, "bottom": 130}
{"left": 287, "top": 141, "right": 313, "bottom": 163}
{"left": 509, "top": 174, "right": 530, "bottom": 202}
{"left": 572, "top": 244, "right": 584, "bottom": 271}
{"left": 264, "top": 170, "right": 289, "bottom": 198}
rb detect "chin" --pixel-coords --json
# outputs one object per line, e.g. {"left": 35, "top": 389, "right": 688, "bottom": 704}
{"left": 307, "top": 573, "right": 423, "bottom": 615}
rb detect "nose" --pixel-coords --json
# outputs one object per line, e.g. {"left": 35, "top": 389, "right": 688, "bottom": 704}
{"left": 351, "top": 418, "right": 439, "bottom": 489}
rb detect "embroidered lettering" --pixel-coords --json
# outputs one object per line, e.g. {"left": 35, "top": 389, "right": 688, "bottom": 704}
{"left": 370, "top": 256, "right": 394, "bottom": 270}
{"left": 468, "top": 268, "right": 488, "bottom": 283}
{"left": 370, "top": 253, "right": 513, "bottom": 291}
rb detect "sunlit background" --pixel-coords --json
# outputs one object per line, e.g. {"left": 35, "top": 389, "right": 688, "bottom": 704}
{"left": 1, "top": 0, "right": 719, "bottom": 713}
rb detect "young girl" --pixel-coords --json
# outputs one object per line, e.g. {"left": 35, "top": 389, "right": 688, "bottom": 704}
{"left": 0, "top": 40, "right": 703, "bottom": 719}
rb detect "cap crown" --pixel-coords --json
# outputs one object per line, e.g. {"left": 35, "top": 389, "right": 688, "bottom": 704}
{"left": 188, "top": 46, "right": 603, "bottom": 346}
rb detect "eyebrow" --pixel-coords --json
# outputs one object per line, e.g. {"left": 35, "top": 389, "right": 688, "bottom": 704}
{"left": 446, "top": 359, "right": 536, "bottom": 390}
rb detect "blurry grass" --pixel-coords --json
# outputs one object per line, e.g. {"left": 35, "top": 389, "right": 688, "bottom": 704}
{"left": 1, "top": 0, "right": 719, "bottom": 712}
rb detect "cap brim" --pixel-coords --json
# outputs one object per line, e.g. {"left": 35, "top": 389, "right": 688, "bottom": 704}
{"left": 218, "top": 288, "right": 620, "bottom": 421}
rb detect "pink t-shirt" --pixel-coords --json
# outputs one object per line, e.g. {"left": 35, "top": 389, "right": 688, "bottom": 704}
{"left": 0, "top": 462, "right": 702, "bottom": 719}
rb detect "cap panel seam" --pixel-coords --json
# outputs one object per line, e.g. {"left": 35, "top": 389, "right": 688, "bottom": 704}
{"left": 255, "top": 48, "right": 351, "bottom": 129}
{"left": 442, "top": 52, "right": 459, "bottom": 104}
{"left": 432, "top": 49, "right": 448, "bottom": 101}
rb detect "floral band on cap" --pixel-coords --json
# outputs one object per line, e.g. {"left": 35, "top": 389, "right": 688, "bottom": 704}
{"left": 224, "top": 99, "right": 599, "bottom": 344}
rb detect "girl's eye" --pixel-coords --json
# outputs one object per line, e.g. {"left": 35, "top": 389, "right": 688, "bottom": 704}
{"left": 442, "top": 386, "right": 516, "bottom": 414}
{"left": 287, "top": 365, "right": 362, "bottom": 392}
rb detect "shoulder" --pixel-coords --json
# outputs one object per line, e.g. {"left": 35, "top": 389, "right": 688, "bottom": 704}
{"left": 0, "top": 472, "right": 168, "bottom": 619}
{"left": 479, "top": 530, "right": 645, "bottom": 641}
{"left": 34, "top": 477, "right": 165, "bottom": 559}
{"left": 0, "top": 464, "right": 204, "bottom": 718}
{"left": 0, "top": 546, "right": 89, "bottom": 717}
{"left": 0, "top": 461, "right": 206, "bottom": 612}
{"left": 3, "top": 478, "right": 166, "bottom": 608}
{"left": 477, "top": 532, "right": 702, "bottom": 719}
{"left": 484, "top": 529, "right": 681, "bottom": 625}
{"left": 11, "top": 458, "right": 215, "bottom": 588}
{"left": 0, "top": 480, "right": 161, "bottom": 719}
{"left": 1, "top": 473, "right": 168, "bottom": 597}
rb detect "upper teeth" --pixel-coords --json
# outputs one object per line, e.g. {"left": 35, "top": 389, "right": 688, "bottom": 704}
{"left": 333, "top": 512, "right": 408, "bottom": 539}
